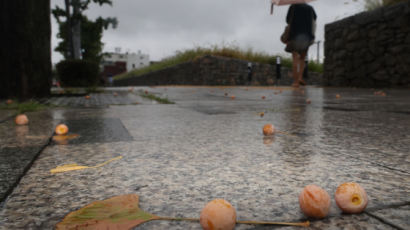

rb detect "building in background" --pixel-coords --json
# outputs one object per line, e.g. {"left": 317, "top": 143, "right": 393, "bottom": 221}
{"left": 102, "top": 48, "right": 150, "bottom": 71}
{"left": 100, "top": 48, "right": 150, "bottom": 85}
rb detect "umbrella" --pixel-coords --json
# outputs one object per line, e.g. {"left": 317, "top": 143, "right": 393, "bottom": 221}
{"left": 270, "top": 0, "right": 315, "bottom": 14}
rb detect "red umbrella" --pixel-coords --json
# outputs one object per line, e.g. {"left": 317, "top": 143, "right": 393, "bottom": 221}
{"left": 270, "top": 0, "right": 316, "bottom": 14}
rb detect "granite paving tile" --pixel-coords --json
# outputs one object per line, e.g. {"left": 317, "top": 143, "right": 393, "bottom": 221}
{"left": 0, "top": 137, "right": 408, "bottom": 229}
{"left": 0, "top": 110, "right": 14, "bottom": 123}
{"left": 50, "top": 118, "right": 133, "bottom": 145}
{"left": 0, "top": 110, "right": 57, "bottom": 202}
{"left": 0, "top": 86, "right": 409, "bottom": 230}
{"left": 367, "top": 204, "right": 410, "bottom": 229}
{"left": 0, "top": 146, "right": 46, "bottom": 202}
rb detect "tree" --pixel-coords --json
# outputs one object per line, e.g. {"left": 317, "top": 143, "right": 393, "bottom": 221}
{"left": 52, "top": 0, "right": 117, "bottom": 61}
{"left": 0, "top": 0, "right": 52, "bottom": 99}
{"left": 55, "top": 15, "right": 115, "bottom": 63}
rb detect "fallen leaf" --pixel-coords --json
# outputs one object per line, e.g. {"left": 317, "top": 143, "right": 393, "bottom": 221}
{"left": 51, "top": 164, "right": 89, "bottom": 173}
{"left": 56, "top": 194, "right": 309, "bottom": 229}
{"left": 56, "top": 194, "right": 159, "bottom": 230}
{"left": 50, "top": 156, "right": 123, "bottom": 174}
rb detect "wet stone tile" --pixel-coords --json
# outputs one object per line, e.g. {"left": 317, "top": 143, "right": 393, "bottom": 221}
{"left": 0, "top": 87, "right": 409, "bottom": 229}
{"left": 0, "top": 146, "right": 45, "bottom": 202}
{"left": 46, "top": 91, "right": 153, "bottom": 108}
{"left": 0, "top": 138, "right": 408, "bottom": 229}
{"left": 367, "top": 204, "right": 410, "bottom": 229}
{"left": 51, "top": 118, "right": 133, "bottom": 145}
{"left": 0, "top": 111, "right": 14, "bottom": 124}
{"left": 0, "top": 111, "right": 55, "bottom": 148}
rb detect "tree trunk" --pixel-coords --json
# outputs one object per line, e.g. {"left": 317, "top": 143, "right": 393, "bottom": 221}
{"left": 72, "top": 0, "right": 82, "bottom": 59}
{"left": 0, "top": 0, "right": 52, "bottom": 99}
{"left": 65, "top": 0, "right": 74, "bottom": 59}
{"left": 72, "top": 21, "right": 82, "bottom": 59}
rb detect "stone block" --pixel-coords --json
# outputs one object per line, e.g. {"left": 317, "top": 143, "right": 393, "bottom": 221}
{"left": 347, "top": 30, "right": 360, "bottom": 41}
{"left": 372, "top": 70, "right": 389, "bottom": 80}
{"left": 405, "top": 33, "right": 410, "bottom": 44}
{"left": 368, "top": 29, "right": 378, "bottom": 38}
{"left": 364, "top": 52, "right": 375, "bottom": 63}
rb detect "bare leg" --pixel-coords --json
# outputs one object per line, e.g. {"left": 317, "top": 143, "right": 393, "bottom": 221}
{"left": 291, "top": 52, "right": 300, "bottom": 88}
{"left": 298, "top": 52, "right": 307, "bottom": 84}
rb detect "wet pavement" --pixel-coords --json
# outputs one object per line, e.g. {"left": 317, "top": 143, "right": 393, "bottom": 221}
{"left": 0, "top": 86, "right": 409, "bottom": 230}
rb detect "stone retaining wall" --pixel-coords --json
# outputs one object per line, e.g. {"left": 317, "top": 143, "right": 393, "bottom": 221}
{"left": 114, "top": 55, "right": 323, "bottom": 86}
{"left": 324, "top": 0, "right": 410, "bottom": 87}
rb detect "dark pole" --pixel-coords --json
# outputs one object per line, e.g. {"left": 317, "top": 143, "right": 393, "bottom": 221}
{"left": 317, "top": 41, "right": 321, "bottom": 63}
{"left": 276, "top": 56, "right": 281, "bottom": 85}
{"left": 247, "top": 62, "right": 253, "bottom": 85}
{"left": 65, "top": 0, "right": 73, "bottom": 59}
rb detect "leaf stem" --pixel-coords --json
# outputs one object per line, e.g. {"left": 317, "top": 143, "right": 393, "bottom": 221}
{"left": 237, "top": 220, "right": 310, "bottom": 227}
{"left": 157, "top": 216, "right": 199, "bottom": 222}
{"left": 277, "top": 130, "right": 296, "bottom": 137}
{"left": 157, "top": 216, "right": 309, "bottom": 227}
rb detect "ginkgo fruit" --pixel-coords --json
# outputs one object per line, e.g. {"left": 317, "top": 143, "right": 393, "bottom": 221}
{"left": 335, "top": 182, "right": 368, "bottom": 214}
{"left": 55, "top": 124, "right": 69, "bottom": 135}
{"left": 200, "top": 199, "right": 236, "bottom": 230}
{"left": 263, "top": 124, "right": 275, "bottom": 136}
{"left": 15, "top": 114, "right": 29, "bottom": 125}
{"left": 299, "top": 185, "right": 331, "bottom": 219}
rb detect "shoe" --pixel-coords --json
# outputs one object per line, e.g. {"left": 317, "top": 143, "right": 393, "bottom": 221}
{"left": 292, "top": 82, "right": 300, "bottom": 88}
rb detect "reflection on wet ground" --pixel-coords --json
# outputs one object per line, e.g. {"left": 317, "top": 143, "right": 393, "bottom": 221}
{"left": 0, "top": 86, "right": 409, "bottom": 229}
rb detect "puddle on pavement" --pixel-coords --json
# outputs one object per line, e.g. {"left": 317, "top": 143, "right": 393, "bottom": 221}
{"left": 50, "top": 118, "right": 133, "bottom": 145}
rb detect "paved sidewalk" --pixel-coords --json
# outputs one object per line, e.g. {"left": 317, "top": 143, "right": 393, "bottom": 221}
{"left": 0, "top": 86, "right": 409, "bottom": 229}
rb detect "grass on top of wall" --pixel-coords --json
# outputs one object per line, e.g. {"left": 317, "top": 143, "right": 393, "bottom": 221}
{"left": 114, "top": 44, "right": 323, "bottom": 81}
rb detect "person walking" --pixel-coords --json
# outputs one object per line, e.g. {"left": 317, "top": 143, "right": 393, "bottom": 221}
{"left": 283, "top": 3, "right": 317, "bottom": 87}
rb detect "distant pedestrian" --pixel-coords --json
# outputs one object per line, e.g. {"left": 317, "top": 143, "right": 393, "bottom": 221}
{"left": 108, "top": 74, "right": 113, "bottom": 86}
{"left": 282, "top": 3, "right": 316, "bottom": 87}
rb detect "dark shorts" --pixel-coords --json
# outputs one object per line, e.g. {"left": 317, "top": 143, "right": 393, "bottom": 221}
{"left": 285, "top": 34, "right": 313, "bottom": 54}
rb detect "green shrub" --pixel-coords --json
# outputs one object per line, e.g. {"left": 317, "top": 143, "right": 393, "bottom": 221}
{"left": 56, "top": 60, "right": 99, "bottom": 87}
{"left": 307, "top": 61, "right": 323, "bottom": 73}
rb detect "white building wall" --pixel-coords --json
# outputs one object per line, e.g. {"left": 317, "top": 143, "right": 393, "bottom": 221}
{"left": 126, "top": 51, "right": 150, "bottom": 71}
{"left": 102, "top": 50, "right": 150, "bottom": 72}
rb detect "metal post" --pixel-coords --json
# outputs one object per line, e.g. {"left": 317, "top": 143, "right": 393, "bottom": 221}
{"left": 316, "top": 41, "right": 321, "bottom": 63}
{"left": 275, "top": 56, "right": 281, "bottom": 85}
{"left": 247, "top": 62, "right": 253, "bottom": 85}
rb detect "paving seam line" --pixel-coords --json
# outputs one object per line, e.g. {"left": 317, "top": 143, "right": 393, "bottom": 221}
{"left": 364, "top": 211, "right": 405, "bottom": 230}
{"left": 365, "top": 201, "right": 410, "bottom": 212}
{"left": 336, "top": 151, "right": 410, "bottom": 175}
{"left": 367, "top": 161, "right": 410, "bottom": 175}
{"left": 0, "top": 136, "right": 53, "bottom": 205}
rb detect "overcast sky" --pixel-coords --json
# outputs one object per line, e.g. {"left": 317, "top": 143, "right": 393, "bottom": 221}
{"left": 51, "top": 0, "right": 364, "bottom": 63}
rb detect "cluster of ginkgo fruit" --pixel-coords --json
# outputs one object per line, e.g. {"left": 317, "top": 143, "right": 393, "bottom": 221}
{"left": 199, "top": 183, "right": 367, "bottom": 230}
